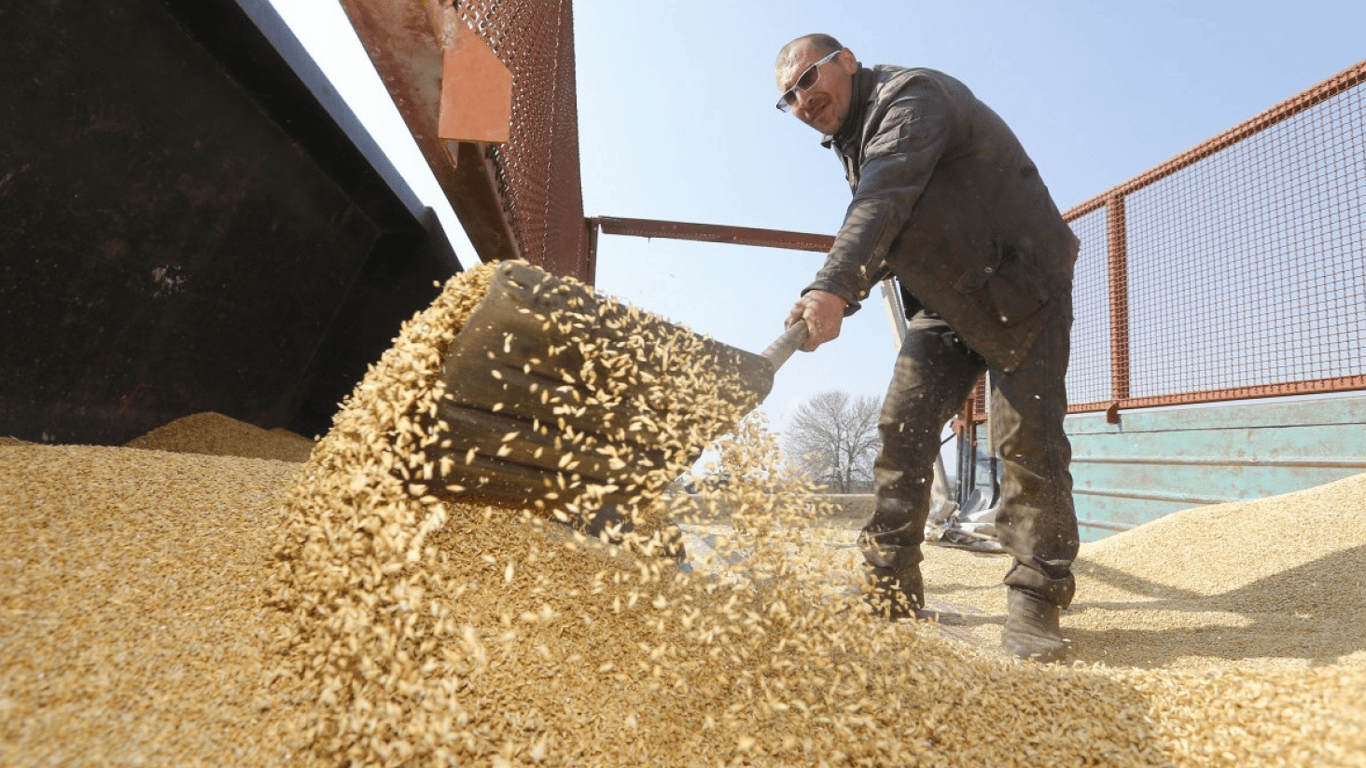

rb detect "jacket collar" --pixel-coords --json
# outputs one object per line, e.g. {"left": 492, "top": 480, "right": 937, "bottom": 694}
{"left": 822, "top": 65, "right": 875, "bottom": 150}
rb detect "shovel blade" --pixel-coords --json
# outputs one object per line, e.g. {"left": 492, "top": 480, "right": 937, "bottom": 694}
{"left": 427, "top": 261, "right": 773, "bottom": 518}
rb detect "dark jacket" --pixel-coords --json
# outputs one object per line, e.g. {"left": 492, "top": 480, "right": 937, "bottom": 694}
{"left": 806, "top": 65, "right": 1079, "bottom": 373}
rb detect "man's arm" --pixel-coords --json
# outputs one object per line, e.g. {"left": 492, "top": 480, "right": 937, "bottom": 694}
{"left": 805, "top": 82, "right": 955, "bottom": 316}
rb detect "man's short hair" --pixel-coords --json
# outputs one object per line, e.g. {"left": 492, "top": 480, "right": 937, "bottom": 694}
{"left": 777, "top": 33, "right": 844, "bottom": 66}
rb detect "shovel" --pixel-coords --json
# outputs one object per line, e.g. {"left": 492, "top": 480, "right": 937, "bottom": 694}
{"left": 426, "top": 261, "right": 807, "bottom": 532}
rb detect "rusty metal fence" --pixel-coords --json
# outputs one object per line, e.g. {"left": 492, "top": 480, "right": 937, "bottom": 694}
{"left": 1062, "top": 60, "right": 1366, "bottom": 416}
{"left": 453, "top": 0, "right": 590, "bottom": 279}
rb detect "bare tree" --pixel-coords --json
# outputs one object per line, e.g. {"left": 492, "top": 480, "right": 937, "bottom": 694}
{"left": 784, "top": 390, "right": 882, "bottom": 493}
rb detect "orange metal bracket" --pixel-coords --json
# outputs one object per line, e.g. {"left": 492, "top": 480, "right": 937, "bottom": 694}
{"left": 438, "top": 21, "right": 512, "bottom": 152}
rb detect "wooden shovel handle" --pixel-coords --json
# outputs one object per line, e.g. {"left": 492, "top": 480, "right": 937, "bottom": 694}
{"left": 761, "top": 322, "right": 810, "bottom": 372}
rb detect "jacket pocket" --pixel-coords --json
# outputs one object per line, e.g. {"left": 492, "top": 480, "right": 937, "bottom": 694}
{"left": 952, "top": 252, "right": 1051, "bottom": 327}
{"left": 985, "top": 253, "right": 1051, "bottom": 326}
{"left": 952, "top": 264, "right": 993, "bottom": 293}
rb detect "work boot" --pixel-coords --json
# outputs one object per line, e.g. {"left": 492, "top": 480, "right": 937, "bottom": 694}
{"left": 863, "top": 563, "right": 934, "bottom": 621}
{"left": 857, "top": 526, "right": 944, "bottom": 622}
{"left": 576, "top": 504, "right": 634, "bottom": 542}
{"left": 1000, "top": 588, "right": 1068, "bottom": 663}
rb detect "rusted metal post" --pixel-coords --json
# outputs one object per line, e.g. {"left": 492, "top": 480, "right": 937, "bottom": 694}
{"left": 594, "top": 216, "right": 836, "bottom": 253}
{"left": 1105, "top": 194, "right": 1130, "bottom": 422}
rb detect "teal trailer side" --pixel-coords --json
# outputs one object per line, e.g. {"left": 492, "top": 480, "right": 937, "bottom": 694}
{"left": 1065, "top": 394, "right": 1366, "bottom": 542}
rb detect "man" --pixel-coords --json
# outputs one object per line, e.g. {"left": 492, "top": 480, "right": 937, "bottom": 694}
{"left": 775, "top": 33, "right": 1080, "bottom": 662}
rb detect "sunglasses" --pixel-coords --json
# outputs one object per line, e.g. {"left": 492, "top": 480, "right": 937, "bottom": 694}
{"left": 776, "top": 49, "right": 843, "bottom": 112}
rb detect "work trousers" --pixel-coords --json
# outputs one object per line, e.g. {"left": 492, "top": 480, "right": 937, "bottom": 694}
{"left": 859, "top": 298, "right": 1080, "bottom": 607}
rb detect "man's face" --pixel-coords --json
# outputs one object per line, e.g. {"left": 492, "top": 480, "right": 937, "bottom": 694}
{"left": 774, "top": 42, "right": 856, "bottom": 135}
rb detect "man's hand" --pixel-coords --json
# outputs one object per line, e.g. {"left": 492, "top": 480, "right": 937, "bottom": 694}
{"left": 785, "top": 290, "right": 848, "bottom": 352}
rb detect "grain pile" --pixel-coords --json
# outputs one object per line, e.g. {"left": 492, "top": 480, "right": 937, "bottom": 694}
{"left": 125, "top": 411, "right": 316, "bottom": 463}
{"left": 1072, "top": 471, "right": 1366, "bottom": 671}
{"left": 3, "top": 261, "right": 1365, "bottom": 766}
{"left": 787, "top": 472, "right": 1366, "bottom": 674}
{"left": 0, "top": 445, "right": 317, "bottom": 766}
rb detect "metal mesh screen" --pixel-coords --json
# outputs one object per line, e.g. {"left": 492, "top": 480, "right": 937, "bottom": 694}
{"left": 1063, "top": 60, "right": 1366, "bottom": 412}
{"left": 1064, "top": 207, "right": 1113, "bottom": 406}
{"left": 456, "top": 0, "right": 588, "bottom": 278}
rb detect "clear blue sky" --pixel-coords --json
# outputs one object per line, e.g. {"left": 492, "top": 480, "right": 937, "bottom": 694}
{"left": 270, "top": 0, "right": 1365, "bottom": 435}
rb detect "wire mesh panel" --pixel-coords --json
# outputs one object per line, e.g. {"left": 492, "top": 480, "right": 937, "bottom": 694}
{"left": 456, "top": 0, "right": 588, "bottom": 278}
{"left": 1125, "top": 90, "right": 1366, "bottom": 398}
{"left": 1064, "top": 61, "right": 1366, "bottom": 412}
{"left": 1065, "top": 206, "right": 1114, "bottom": 407}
